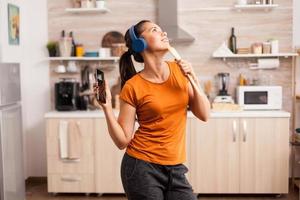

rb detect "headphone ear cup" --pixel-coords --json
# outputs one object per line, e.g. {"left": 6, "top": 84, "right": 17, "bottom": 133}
{"left": 132, "top": 38, "right": 148, "bottom": 53}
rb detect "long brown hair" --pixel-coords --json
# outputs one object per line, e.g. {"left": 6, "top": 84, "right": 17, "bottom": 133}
{"left": 119, "top": 20, "right": 150, "bottom": 88}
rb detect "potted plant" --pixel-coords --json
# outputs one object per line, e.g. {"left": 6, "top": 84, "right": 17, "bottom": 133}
{"left": 46, "top": 41, "right": 58, "bottom": 57}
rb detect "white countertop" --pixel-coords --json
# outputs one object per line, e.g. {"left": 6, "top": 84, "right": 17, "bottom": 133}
{"left": 44, "top": 110, "right": 291, "bottom": 118}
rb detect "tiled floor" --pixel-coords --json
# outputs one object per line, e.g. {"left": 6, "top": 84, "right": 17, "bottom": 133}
{"left": 26, "top": 178, "right": 299, "bottom": 200}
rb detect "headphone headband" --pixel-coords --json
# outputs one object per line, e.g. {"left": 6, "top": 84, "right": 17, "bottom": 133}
{"left": 129, "top": 26, "right": 138, "bottom": 41}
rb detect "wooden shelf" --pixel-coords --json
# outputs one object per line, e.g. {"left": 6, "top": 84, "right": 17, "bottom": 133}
{"left": 234, "top": 4, "right": 279, "bottom": 11}
{"left": 65, "top": 7, "right": 110, "bottom": 14}
{"left": 212, "top": 53, "right": 298, "bottom": 60}
{"left": 48, "top": 57, "right": 120, "bottom": 62}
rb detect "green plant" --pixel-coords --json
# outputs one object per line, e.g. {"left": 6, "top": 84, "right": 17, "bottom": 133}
{"left": 46, "top": 41, "right": 58, "bottom": 57}
{"left": 47, "top": 41, "right": 58, "bottom": 50}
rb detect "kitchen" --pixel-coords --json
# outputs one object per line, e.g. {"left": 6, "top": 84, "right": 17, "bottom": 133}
{"left": 0, "top": 0, "right": 300, "bottom": 199}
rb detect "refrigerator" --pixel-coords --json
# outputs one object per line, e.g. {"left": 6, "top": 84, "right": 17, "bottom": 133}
{"left": 0, "top": 63, "right": 25, "bottom": 200}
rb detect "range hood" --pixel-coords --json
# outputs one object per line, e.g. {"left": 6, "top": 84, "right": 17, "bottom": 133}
{"left": 158, "top": 0, "right": 195, "bottom": 43}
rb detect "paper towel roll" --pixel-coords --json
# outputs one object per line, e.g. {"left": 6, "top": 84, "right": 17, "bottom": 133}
{"left": 257, "top": 58, "right": 280, "bottom": 69}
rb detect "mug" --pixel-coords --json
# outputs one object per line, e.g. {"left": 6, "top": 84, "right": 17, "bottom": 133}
{"left": 67, "top": 61, "right": 78, "bottom": 72}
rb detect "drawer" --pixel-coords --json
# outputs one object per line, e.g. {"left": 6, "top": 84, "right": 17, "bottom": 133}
{"left": 47, "top": 173, "right": 95, "bottom": 193}
{"left": 47, "top": 156, "right": 94, "bottom": 174}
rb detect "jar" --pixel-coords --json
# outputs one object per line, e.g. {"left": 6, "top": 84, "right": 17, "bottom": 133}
{"left": 76, "top": 44, "right": 85, "bottom": 57}
{"left": 58, "top": 37, "right": 72, "bottom": 57}
{"left": 269, "top": 39, "right": 279, "bottom": 54}
{"left": 252, "top": 43, "right": 263, "bottom": 54}
{"left": 96, "top": 0, "right": 105, "bottom": 8}
{"left": 81, "top": 0, "right": 88, "bottom": 8}
{"left": 111, "top": 43, "right": 127, "bottom": 57}
{"left": 237, "top": 0, "right": 247, "bottom": 5}
{"left": 81, "top": 0, "right": 95, "bottom": 8}
{"left": 262, "top": 42, "right": 271, "bottom": 54}
{"left": 73, "top": 0, "right": 81, "bottom": 8}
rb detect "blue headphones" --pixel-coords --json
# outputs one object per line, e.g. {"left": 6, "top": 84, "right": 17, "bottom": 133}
{"left": 129, "top": 25, "right": 147, "bottom": 53}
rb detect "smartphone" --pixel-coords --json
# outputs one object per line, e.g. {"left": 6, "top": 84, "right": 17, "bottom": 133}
{"left": 94, "top": 69, "right": 106, "bottom": 104}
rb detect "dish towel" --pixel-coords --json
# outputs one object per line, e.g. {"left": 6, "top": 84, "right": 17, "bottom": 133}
{"left": 67, "top": 120, "right": 81, "bottom": 160}
{"left": 59, "top": 120, "right": 69, "bottom": 159}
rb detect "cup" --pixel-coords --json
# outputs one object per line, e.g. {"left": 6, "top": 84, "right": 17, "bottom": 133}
{"left": 55, "top": 64, "right": 66, "bottom": 73}
{"left": 262, "top": 42, "right": 271, "bottom": 54}
{"left": 98, "top": 48, "right": 111, "bottom": 58}
{"left": 76, "top": 44, "right": 85, "bottom": 57}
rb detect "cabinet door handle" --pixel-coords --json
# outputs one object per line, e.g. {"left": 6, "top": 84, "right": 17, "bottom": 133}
{"left": 232, "top": 120, "right": 237, "bottom": 142}
{"left": 243, "top": 120, "right": 247, "bottom": 142}
{"left": 61, "top": 176, "right": 81, "bottom": 182}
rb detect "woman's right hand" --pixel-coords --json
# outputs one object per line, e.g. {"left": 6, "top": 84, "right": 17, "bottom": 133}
{"left": 93, "top": 80, "right": 112, "bottom": 110}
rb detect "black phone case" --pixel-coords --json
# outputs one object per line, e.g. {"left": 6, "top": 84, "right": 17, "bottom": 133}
{"left": 95, "top": 69, "right": 106, "bottom": 104}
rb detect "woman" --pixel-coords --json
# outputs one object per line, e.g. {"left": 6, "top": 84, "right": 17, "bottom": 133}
{"left": 93, "top": 20, "right": 210, "bottom": 200}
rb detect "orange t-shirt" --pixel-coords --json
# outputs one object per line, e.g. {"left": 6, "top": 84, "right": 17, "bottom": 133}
{"left": 119, "top": 61, "right": 189, "bottom": 165}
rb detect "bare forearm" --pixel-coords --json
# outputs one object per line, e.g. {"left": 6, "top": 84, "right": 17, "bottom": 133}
{"left": 102, "top": 106, "right": 130, "bottom": 149}
{"left": 189, "top": 76, "right": 211, "bottom": 121}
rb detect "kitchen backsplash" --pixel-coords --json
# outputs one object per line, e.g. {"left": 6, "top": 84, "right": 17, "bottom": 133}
{"left": 48, "top": 0, "right": 294, "bottom": 114}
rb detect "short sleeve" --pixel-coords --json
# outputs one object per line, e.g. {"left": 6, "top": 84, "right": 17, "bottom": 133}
{"left": 119, "top": 83, "right": 137, "bottom": 107}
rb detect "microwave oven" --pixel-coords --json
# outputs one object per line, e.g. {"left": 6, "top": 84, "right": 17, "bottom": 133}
{"left": 236, "top": 86, "right": 282, "bottom": 110}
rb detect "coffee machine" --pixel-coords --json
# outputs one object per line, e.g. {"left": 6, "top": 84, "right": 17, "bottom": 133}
{"left": 213, "top": 73, "right": 234, "bottom": 104}
{"left": 55, "top": 79, "right": 79, "bottom": 111}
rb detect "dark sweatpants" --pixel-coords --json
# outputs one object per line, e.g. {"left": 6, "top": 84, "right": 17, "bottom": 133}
{"left": 121, "top": 153, "right": 197, "bottom": 200}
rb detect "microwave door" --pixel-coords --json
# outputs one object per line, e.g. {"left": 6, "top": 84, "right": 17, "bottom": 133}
{"left": 244, "top": 91, "right": 268, "bottom": 105}
{"left": 243, "top": 91, "right": 270, "bottom": 110}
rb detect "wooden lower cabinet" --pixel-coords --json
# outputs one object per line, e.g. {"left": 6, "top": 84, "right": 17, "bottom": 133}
{"left": 239, "top": 118, "right": 289, "bottom": 194}
{"left": 190, "top": 118, "right": 240, "bottom": 193}
{"left": 190, "top": 117, "right": 289, "bottom": 194}
{"left": 46, "top": 116, "right": 289, "bottom": 194}
{"left": 94, "top": 118, "right": 125, "bottom": 193}
{"left": 46, "top": 118, "right": 95, "bottom": 193}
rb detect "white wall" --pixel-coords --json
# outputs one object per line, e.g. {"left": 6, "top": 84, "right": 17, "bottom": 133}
{"left": 21, "top": 0, "right": 49, "bottom": 178}
{"left": 294, "top": 0, "right": 300, "bottom": 46}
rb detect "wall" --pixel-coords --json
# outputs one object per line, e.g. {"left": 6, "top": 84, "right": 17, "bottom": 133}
{"left": 293, "top": 0, "right": 300, "bottom": 46}
{"left": 48, "top": 0, "right": 293, "bottom": 110}
{"left": 21, "top": 0, "right": 49, "bottom": 177}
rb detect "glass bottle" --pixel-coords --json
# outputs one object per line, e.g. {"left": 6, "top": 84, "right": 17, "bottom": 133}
{"left": 229, "top": 27, "right": 237, "bottom": 54}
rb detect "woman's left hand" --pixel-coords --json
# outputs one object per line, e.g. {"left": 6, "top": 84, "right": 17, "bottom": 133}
{"left": 177, "top": 59, "right": 196, "bottom": 78}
